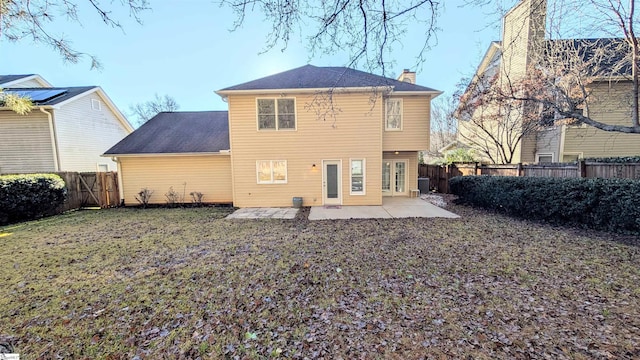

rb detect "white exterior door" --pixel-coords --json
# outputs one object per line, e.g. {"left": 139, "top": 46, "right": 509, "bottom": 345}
{"left": 323, "top": 160, "right": 342, "bottom": 205}
{"left": 382, "top": 159, "right": 408, "bottom": 196}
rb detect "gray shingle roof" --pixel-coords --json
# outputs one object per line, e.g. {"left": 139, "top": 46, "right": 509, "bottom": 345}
{"left": 0, "top": 74, "right": 34, "bottom": 86}
{"left": 546, "top": 38, "right": 631, "bottom": 77}
{"left": 104, "top": 111, "right": 230, "bottom": 155}
{"left": 3, "top": 87, "right": 97, "bottom": 105}
{"left": 220, "top": 65, "right": 439, "bottom": 92}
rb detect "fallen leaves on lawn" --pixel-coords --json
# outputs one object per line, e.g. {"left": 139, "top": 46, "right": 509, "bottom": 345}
{"left": 0, "top": 206, "right": 639, "bottom": 359}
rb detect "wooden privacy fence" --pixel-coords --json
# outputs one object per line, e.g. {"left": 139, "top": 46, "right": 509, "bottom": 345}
{"left": 55, "top": 172, "right": 120, "bottom": 211}
{"left": 419, "top": 161, "right": 640, "bottom": 193}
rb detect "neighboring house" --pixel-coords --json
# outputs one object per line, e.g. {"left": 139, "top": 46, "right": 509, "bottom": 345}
{"left": 0, "top": 74, "right": 52, "bottom": 88}
{"left": 105, "top": 65, "right": 440, "bottom": 207}
{"left": 0, "top": 75, "right": 134, "bottom": 174}
{"left": 457, "top": 0, "right": 640, "bottom": 164}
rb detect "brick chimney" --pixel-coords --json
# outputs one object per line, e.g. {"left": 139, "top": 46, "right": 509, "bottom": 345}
{"left": 397, "top": 69, "right": 416, "bottom": 84}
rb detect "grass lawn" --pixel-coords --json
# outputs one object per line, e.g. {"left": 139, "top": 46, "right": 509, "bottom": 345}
{"left": 1, "top": 205, "right": 639, "bottom": 359}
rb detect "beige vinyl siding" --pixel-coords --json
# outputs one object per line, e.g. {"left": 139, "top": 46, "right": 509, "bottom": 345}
{"left": 0, "top": 111, "right": 55, "bottom": 173}
{"left": 563, "top": 81, "right": 640, "bottom": 158}
{"left": 382, "top": 151, "right": 419, "bottom": 192}
{"left": 519, "top": 133, "right": 537, "bottom": 163}
{"left": 535, "top": 127, "right": 561, "bottom": 161}
{"left": 383, "top": 96, "right": 431, "bottom": 151}
{"left": 500, "top": 0, "right": 545, "bottom": 82}
{"left": 54, "top": 92, "right": 131, "bottom": 171}
{"left": 119, "top": 155, "right": 232, "bottom": 205}
{"left": 7, "top": 78, "right": 47, "bottom": 88}
{"left": 228, "top": 92, "right": 383, "bottom": 207}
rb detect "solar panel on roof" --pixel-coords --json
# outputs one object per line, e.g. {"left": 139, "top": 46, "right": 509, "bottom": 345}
{"left": 6, "top": 89, "right": 67, "bottom": 102}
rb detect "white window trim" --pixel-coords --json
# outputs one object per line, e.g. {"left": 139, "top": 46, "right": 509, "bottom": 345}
{"left": 349, "top": 158, "right": 366, "bottom": 195}
{"left": 97, "top": 163, "right": 109, "bottom": 172}
{"left": 256, "top": 160, "right": 288, "bottom": 184}
{"left": 91, "top": 98, "right": 102, "bottom": 111}
{"left": 561, "top": 152, "right": 583, "bottom": 162}
{"left": 535, "top": 153, "right": 555, "bottom": 163}
{"left": 385, "top": 98, "right": 403, "bottom": 131}
{"left": 256, "top": 98, "right": 297, "bottom": 131}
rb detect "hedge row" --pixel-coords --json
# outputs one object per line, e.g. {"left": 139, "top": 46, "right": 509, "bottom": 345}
{"left": 0, "top": 174, "right": 66, "bottom": 225}
{"left": 584, "top": 156, "right": 640, "bottom": 164}
{"left": 449, "top": 176, "right": 640, "bottom": 233}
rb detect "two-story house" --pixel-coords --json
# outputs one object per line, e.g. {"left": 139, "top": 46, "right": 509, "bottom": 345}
{"left": 455, "top": 0, "right": 640, "bottom": 164}
{"left": 105, "top": 65, "right": 440, "bottom": 207}
{"left": 0, "top": 74, "right": 134, "bottom": 173}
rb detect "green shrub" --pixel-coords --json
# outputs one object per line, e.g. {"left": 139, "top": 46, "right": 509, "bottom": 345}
{"left": 0, "top": 174, "right": 66, "bottom": 225}
{"left": 584, "top": 156, "right": 640, "bottom": 164}
{"left": 449, "top": 176, "right": 640, "bottom": 233}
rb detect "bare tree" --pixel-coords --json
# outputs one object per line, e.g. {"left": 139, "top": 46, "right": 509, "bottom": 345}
{"left": 1, "top": 0, "right": 149, "bottom": 115}
{"left": 1, "top": 0, "right": 149, "bottom": 69}
{"left": 471, "top": 0, "right": 640, "bottom": 134}
{"left": 129, "top": 94, "right": 180, "bottom": 126}
{"left": 219, "top": 0, "right": 441, "bottom": 75}
{"left": 429, "top": 95, "right": 458, "bottom": 155}
{"left": 456, "top": 73, "right": 545, "bottom": 164}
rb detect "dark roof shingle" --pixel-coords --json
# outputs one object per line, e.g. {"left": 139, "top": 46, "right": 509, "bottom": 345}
{"left": 104, "top": 111, "right": 229, "bottom": 155}
{"left": 220, "top": 65, "right": 438, "bottom": 92}
{"left": 0, "top": 74, "right": 35, "bottom": 86}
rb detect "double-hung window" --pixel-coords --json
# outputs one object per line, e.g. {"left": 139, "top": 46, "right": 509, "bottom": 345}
{"left": 350, "top": 159, "right": 365, "bottom": 195}
{"left": 385, "top": 98, "right": 402, "bottom": 130}
{"left": 257, "top": 160, "right": 287, "bottom": 184}
{"left": 257, "top": 98, "right": 296, "bottom": 130}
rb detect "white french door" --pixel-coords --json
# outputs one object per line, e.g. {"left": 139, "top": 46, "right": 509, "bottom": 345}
{"left": 382, "top": 160, "right": 408, "bottom": 196}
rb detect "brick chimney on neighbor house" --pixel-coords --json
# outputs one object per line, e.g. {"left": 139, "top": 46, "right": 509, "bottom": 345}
{"left": 397, "top": 69, "right": 416, "bottom": 84}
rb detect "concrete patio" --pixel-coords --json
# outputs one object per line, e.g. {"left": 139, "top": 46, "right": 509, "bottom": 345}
{"left": 226, "top": 207, "right": 298, "bottom": 219}
{"left": 226, "top": 197, "right": 459, "bottom": 220}
{"left": 308, "top": 197, "right": 459, "bottom": 220}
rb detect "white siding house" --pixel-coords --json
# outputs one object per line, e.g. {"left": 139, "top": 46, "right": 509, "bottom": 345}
{"left": 0, "top": 75, "right": 133, "bottom": 173}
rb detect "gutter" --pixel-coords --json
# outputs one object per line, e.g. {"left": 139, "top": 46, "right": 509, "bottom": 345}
{"left": 100, "top": 151, "right": 231, "bottom": 158}
{"left": 40, "top": 107, "right": 61, "bottom": 171}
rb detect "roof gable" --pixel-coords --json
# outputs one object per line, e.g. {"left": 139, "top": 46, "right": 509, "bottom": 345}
{"left": 219, "top": 65, "right": 439, "bottom": 93}
{"left": 0, "top": 74, "right": 52, "bottom": 88}
{"left": 104, "top": 111, "right": 230, "bottom": 155}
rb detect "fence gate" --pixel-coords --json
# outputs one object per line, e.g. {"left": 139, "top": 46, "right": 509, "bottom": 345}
{"left": 77, "top": 172, "right": 120, "bottom": 208}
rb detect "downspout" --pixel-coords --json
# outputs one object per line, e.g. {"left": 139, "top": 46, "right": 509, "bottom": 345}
{"left": 40, "top": 107, "right": 61, "bottom": 171}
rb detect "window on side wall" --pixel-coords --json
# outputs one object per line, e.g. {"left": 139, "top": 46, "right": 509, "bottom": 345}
{"left": 256, "top": 160, "right": 288, "bottom": 184}
{"left": 536, "top": 153, "right": 554, "bottom": 163}
{"left": 350, "top": 159, "right": 365, "bottom": 195}
{"left": 257, "top": 98, "right": 296, "bottom": 130}
{"left": 562, "top": 153, "right": 582, "bottom": 162}
{"left": 91, "top": 99, "right": 102, "bottom": 111}
{"left": 385, "top": 98, "right": 402, "bottom": 130}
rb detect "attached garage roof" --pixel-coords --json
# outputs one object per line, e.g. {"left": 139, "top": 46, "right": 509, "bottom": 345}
{"left": 104, "top": 111, "right": 229, "bottom": 155}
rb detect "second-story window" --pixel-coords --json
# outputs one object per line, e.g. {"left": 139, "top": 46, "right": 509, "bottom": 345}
{"left": 257, "top": 98, "right": 296, "bottom": 130}
{"left": 385, "top": 98, "right": 403, "bottom": 130}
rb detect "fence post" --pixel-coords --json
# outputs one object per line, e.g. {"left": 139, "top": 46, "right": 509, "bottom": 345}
{"left": 578, "top": 159, "right": 587, "bottom": 178}
{"left": 517, "top": 163, "right": 523, "bottom": 177}
{"left": 474, "top": 162, "right": 479, "bottom": 175}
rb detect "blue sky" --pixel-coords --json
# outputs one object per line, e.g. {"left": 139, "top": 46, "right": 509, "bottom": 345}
{"left": 2, "top": 1, "right": 502, "bottom": 118}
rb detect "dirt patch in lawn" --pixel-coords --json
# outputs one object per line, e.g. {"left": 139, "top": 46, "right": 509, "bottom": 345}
{"left": 1, "top": 206, "right": 639, "bottom": 359}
